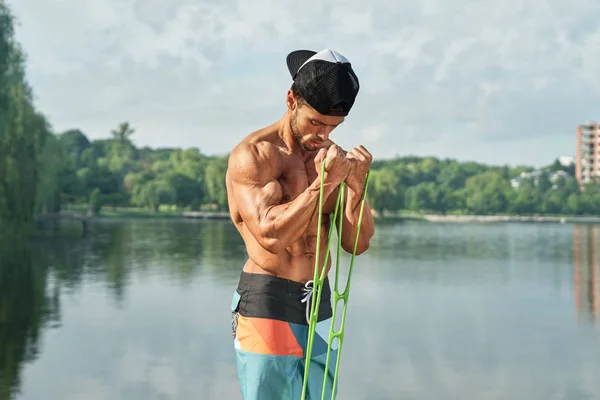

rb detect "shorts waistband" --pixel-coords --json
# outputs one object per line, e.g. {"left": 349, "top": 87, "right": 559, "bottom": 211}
{"left": 234, "top": 271, "right": 332, "bottom": 325}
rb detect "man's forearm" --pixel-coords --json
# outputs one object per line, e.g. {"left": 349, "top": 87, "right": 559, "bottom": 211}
{"left": 339, "top": 187, "right": 375, "bottom": 255}
{"left": 259, "top": 179, "right": 337, "bottom": 253}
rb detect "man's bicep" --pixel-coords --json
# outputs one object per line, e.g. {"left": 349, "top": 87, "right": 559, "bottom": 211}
{"left": 232, "top": 177, "right": 283, "bottom": 228}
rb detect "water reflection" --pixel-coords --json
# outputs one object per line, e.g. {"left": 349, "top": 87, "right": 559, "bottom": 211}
{"left": 0, "top": 238, "right": 60, "bottom": 400}
{"left": 573, "top": 224, "right": 600, "bottom": 324}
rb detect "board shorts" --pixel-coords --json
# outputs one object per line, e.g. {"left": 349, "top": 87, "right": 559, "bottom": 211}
{"left": 231, "top": 270, "right": 338, "bottom": 400}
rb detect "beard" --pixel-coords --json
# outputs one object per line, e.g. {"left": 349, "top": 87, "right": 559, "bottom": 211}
{"left": 290, "top": 110, "right": 320, "bottom": 152}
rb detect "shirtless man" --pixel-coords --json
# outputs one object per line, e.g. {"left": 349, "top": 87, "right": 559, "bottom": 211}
{"left": 225, "top": 48, "right": 375, "bottom": 400}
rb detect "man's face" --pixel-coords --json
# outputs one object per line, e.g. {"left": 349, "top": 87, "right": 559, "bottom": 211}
{"left": 289, "top": 100, "right": 345, "bottom": 152}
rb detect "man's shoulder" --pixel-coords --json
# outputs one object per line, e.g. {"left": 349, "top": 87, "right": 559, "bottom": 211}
{"left": 228, "top": 132, "right": 281, "bottom": 182}
{"left": 230, "top": 138, "right": 278, "bottom": 166}
{"left": 232, "top": 125, "right": 281, "bottom": 157}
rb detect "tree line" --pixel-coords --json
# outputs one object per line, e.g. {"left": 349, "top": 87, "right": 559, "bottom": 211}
{"left": 54, "top": 123, "right": 229, "bottom": 215}
{"left": 367, "top": 156, "right": 600, "bottom": 216}
{"left": 48, "top": 127, "right": 600, "bottom": 218}
{"left": 17, "top": 120, "right": 600, "bottom": 222}
{"left": 2, "top": 1, "right": 599, "bottom": 240}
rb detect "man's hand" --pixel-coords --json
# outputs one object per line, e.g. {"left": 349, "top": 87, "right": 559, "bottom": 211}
{"left": 314, "top": 144, "right": 352, "bottom": 188}
{"left": 344, "top": 145, "right": 372, "bottom": 195}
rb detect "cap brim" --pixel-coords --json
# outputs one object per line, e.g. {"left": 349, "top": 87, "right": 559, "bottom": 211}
{"left": 286, "top": 50, "right": 316, "bottom": 79}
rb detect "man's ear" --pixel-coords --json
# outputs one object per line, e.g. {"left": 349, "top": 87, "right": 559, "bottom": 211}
{"left": 286, "top": 89, "right": 296, "bottom": 111}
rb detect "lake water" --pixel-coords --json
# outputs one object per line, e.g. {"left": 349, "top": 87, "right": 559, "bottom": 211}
{"left": 2, "top": 219, "right": 600, "bottom": 400}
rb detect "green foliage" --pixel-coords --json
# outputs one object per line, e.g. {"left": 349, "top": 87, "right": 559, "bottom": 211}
{"left": 0, "top": 1, "right": 53, "bottom": 236}
{"left": 88, "top": 188, "right": 102, "bottom": 216}
{"left": 41, "top": 123, "right": 227, "bottom": 214}
{"left": 35, "top": 132, "right": 64, "bottom": 214}
{"left": 47, "top": 128, "right": 586, "bottom": 218}
{"left": 368, "top": 156, "right": 598, "bottom": 217}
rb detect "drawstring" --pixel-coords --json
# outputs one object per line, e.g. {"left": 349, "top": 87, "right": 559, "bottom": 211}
{"left": 300, "top": 280, "right": 314, "bottom": 324}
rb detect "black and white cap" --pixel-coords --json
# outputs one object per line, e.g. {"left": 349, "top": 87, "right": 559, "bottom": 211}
{"left": 286, "top": 48, "right": 360, "bottom": 117}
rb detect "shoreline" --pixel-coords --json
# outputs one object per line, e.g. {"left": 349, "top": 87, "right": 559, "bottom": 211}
{"left": 400, "top": 214, "right": 600, "bottom": 224}
{"left": 42, "top": 209, "right": 600, "bottom": 225}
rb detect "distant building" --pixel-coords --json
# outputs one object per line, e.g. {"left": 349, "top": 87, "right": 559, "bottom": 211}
{"left": 576, "top": 121, "right": 599, "bottom": 185}
{"left": 510, "top": 170, "right": 569, "bottom": 189}
{"left": 558, "top": 156, "right": 574, "bottom": 167}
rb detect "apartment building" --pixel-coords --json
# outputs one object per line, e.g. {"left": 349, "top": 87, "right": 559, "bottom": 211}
{"left": 576, "top": 121, "right": 599, "bottom": 185}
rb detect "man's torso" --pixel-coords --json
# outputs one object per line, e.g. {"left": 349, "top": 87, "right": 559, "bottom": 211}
{"left": 226, "top": 126, "right": 338, "bottom": 283}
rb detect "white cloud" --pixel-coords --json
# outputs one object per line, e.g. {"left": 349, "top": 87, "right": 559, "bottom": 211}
{"left": 7, "top": 0, "right": 600, "bottom": 166}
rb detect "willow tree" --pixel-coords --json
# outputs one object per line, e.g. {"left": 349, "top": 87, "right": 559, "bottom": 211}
{"left": 0, "top": 1, "right": 53, "bottom": 236}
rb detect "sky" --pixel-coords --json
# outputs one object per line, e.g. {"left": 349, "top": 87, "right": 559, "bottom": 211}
{"left": 7, "top": 0, "right": 600, "bottom": 167}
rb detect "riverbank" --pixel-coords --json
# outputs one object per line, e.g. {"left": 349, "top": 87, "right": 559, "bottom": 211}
{"left": 48, "top": 206, "right": 600, "bottom": 224}
{"left": 391, "top": 213, "right": 600, "bottom": 224}
{"left": 53, "top": 206, "right": 230, "bottom": 220}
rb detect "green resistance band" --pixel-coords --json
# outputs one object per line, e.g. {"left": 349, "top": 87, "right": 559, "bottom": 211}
{"left": 300, "top": 157, "right": 371, "bottom": 400}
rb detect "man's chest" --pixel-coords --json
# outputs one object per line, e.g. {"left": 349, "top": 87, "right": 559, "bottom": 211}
{"left": 276, "top": 155, "right": 318, "bottom": 203}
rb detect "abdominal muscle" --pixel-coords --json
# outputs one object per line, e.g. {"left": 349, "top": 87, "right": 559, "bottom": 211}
{"left": 241, "top": 221, "right": 333, "bottom": 284}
